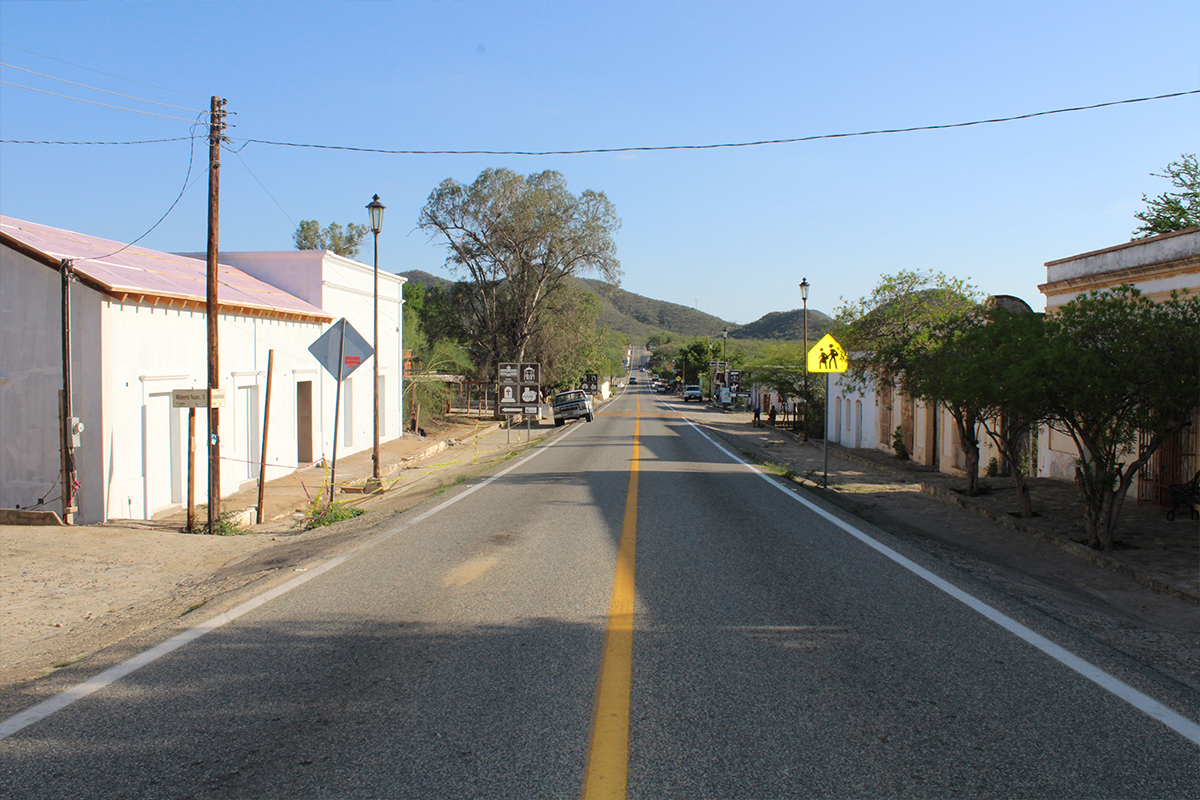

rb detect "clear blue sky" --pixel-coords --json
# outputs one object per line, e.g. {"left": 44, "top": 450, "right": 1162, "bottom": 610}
{"left": 2, "top": 0, "right": 1196, "bottom": 325}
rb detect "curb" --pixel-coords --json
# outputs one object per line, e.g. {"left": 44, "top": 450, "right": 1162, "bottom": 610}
{"left": 700, "top": 415, "right": 1200, "bottom": 607}
{"left": 918, "top": 480, "right": 1200, "bottom": 605}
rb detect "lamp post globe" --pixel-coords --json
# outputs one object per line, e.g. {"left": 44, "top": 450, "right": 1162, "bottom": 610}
{"left": 367, "top": 194, "right": 385, "bottom": 488}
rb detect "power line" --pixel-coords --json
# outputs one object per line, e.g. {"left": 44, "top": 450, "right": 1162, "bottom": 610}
{"left": 0, "top": 137, "right": 194, "bottom": 145}
{"left": 238, "top": 89, "right": 1200, "bottom": 156}
{"left": 0, "top": 62, "right": 207, "bottom": 113}
{"left": 0, "top": 80, "right": 205, "bottom": 122}
{"left": 0, "top": 41, "right": 206, "bottom": 98}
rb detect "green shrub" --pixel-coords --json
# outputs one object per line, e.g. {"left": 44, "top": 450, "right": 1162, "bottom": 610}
{"left": 892, "top": 426, "right": 909, "bottom": 461}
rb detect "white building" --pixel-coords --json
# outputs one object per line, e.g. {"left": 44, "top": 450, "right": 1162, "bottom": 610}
{"left": 1, "top": 217, "right": 405, "bottom": 523}
{"left": 1037, "top": 227, "right": 1200, "bottom": 498}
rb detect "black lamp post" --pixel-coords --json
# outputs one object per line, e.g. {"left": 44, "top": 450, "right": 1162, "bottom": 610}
{"left": 800, "top": 277, "right": 809, "bottom": 441}
{"left": 721, "top": 327, "right": 728, "bottom": 403}
{"left": 367, "top": 194, "right": 385, "bottom": 489}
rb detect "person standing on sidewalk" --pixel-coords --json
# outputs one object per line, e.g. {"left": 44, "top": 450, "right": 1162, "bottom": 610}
{"left": 768, "top": 405, "right": 777, "bottom": 427}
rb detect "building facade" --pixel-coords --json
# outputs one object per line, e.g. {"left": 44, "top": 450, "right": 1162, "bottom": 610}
{"left": 1, "top": 217, "right": 405, "bottom": 523}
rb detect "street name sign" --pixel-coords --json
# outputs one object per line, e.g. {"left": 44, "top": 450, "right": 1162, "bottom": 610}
{"left": 172, "top": 389, "right": 226, "bottom": 408}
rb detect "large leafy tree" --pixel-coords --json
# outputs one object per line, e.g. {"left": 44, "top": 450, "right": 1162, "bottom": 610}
{"left": 418, "top": 169, "right": 621, "bottom": 377}
{"left": 1133, "top": 153, "right": 1199, "bottom": 239}
{"left": 293, "top": 220, "right": 368, "bottom": 257}
{"left": 1041, "top": 285, "right": 1200, "bottom": 550}
{"left": 925, "top": 306, "right": 1048, "bottom": 516}
{"left": 835, "top": 271, "right": 986, "bottom": 492}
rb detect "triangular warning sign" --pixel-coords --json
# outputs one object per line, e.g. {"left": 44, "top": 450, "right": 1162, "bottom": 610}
{"left": 807, "top": 334, "right": 848, "bottom": 373}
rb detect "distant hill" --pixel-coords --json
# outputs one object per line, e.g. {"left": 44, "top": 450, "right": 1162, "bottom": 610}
{"left": 575, "top": 278, "right": 732, "bottom": 340}
{"left": 400, "top": 270, "right": 826, "bottom": 343}
{"left": 399, "top": 269, "right": 454, "bottom": 292}
{"left": 729, "top": 308, "right": 834, "bottom": 341}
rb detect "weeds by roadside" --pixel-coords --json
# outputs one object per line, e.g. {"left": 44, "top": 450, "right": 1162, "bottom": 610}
{"left": 300, "top": 495, "right": 365, "bottom": 529}
{"left": 188, "top": 508, "right": 248, "bottom": 536}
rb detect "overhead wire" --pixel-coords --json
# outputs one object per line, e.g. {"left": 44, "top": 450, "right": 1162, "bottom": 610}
{"left": 0, "top": 41, "right": 206, "bottom": 98}
{"left": 0, "top": 80, "right": 206, "bottom": 122}
{"left": 71, "top": 118, "right": 208, "bottom": 264}
{"left": 0, "top": 62, "right": 207, "bottom": 113}
{"left": 4, "top": 88, "right": 1195, "bottom": 152}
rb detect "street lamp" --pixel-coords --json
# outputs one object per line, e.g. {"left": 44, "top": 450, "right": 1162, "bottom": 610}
{"left": 799, "top": 277, "right": 809, "bottom": 441}
{"left": 721, "top": 327, "right": 728, "bottom": 404}
{"left": 367, "top": 194, "right": 385, "bottom": 491}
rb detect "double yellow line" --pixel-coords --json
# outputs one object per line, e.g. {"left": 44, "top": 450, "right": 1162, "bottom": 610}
{"left": 581, "top": 395, "right": 640, "bottom": 799}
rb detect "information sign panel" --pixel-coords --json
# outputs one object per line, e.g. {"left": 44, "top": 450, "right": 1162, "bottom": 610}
{"left": 499, "top": 361, "right": 541, "bottom": 413}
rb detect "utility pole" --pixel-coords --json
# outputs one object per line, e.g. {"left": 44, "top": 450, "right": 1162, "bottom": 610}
{"left": 206, "top": 96, "right": 226, "bottom": 534}
{"left": 60, "top": 259, "right": 76, "bottom": 524}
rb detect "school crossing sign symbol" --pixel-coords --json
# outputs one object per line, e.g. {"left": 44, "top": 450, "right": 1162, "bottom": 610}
{"left": 807, "top": 334, "right": 848, "bottom": 373}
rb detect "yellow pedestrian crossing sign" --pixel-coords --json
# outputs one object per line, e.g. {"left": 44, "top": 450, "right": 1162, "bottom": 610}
{"left": 808, "top": 334, "right": 848, "bottom": 373}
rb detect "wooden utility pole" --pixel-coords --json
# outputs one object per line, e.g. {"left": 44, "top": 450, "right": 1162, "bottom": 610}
{"left": 60, "top": 259, "right": 77, "bottom": 524}
{"left": 256, "top": 350, "right": 274, "bottom": 524}
{"left": 206, "top": 96, "right": 226, "bottom": 534}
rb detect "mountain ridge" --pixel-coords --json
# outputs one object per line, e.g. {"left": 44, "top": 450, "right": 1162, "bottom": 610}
{"left": 399, "top": 270, "right": 827, "bottom": 342}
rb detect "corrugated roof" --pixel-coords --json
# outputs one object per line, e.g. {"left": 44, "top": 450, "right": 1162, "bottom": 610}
{"left": 0, "top": 216, "right": 331, "bottom": 322}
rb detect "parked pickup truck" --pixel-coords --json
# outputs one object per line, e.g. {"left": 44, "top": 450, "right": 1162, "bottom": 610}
{"left": 552, "top": 390, "right": 595, "bottom": 426}
{"left": 683, "top": 385, "right": 702, "bottom": 402}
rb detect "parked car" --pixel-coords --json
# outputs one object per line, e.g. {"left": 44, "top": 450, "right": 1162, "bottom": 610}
{"left": 552, "top": 390, "right": 595, "bottom": 426}
{"left": 683, "top": 385, "right": 702, "bottom": 402}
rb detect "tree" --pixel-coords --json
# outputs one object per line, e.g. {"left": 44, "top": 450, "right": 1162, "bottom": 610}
{"left": 525, "top": 284, "right": 605, "bottom": 392}
{"left": 293, "top": 220, "right": 369, "bottom": 257}
{"left": 835, "top": 271, "right": 986, "bottom": 493}
{"left": 927, "top": 306, "right": 1048, "bottom": 516}
{"left": 1133, "top": 153, "right": 1199, "bottom": 239}
{"left": 418, "top": 169, "right": 621, "bottom": 377}
{"left": 1041, "top": 285, "right": 1200, "bottom": 550}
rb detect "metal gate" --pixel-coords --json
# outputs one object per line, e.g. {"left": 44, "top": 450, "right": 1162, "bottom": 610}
{"left": 1138, "top": 412, "right": 1198, "bottom": 505}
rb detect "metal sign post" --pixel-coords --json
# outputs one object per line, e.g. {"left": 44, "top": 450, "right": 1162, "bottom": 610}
{"left": 308, "top": 319, "right": 374, "bottom": 502}
{"left": 807, "top": 334, "right": 849, "bottom": 489}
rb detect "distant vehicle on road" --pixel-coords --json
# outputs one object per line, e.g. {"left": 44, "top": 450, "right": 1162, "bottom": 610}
{"left": 683, "top": 385, "right": 702, "bottom": 402}
{"left": 629, "top": 377, "right": 638, "bottom": 384}
{"left": 552, "top": 390, "right": 595, "bottom": 426}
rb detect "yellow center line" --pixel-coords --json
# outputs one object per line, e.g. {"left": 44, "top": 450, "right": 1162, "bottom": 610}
{"left": 581, "top": 394, "right": 639, "bottom": 800}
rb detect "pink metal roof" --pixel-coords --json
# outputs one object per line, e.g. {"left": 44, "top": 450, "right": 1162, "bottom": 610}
{"left": 1, "top": 216, "right": 330, "bottom": 321}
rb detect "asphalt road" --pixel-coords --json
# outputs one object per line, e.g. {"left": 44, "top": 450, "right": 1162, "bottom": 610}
{"left": 2, "top": 382, "right": 1198, "bottom": 799}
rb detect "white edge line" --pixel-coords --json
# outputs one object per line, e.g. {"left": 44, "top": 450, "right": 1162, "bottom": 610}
{"left": 0, "top": 426, "right": 574, "bottom": 740}
{"left": 680, "top": 415, "right": 1200, "bottom": 747}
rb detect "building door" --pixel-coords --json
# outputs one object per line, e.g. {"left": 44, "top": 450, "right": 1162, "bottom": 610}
{"left": 144, "top": 392, "right": 182, "bottom": 516}
{"left": 239, "top": 385, "right": 260, "bottom": 481}
{"left": 297, "top": 380, "right": 313, "bottom": 466}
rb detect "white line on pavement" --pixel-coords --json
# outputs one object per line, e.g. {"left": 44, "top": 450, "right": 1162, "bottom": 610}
{"left": 0, "top": 424, "right": 581, "bottom": 740}
{"left": 682, "top": 417, "right": 1200, "bottom": 747}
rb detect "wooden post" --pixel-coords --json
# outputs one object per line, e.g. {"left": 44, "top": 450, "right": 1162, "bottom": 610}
{"left": 187, "top": 408, "right": 195, "bottom": 531}
{"left": 256, "top": 349, "right": 274, "bottom": 524}
{"left": 60, "top": 259, "right": 76, "bottom": 524}
{"left": 206, "top": 96, "right": 226, "bottom": 534}
{"left": 329, "top": 323, "right": 346, "bottom": 504}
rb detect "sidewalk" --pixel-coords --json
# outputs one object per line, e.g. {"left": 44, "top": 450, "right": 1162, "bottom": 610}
{"left": 683, "top": 401, "right": 1199, "bottom": 604}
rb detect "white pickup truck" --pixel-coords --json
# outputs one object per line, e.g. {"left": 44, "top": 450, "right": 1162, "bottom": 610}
{"left": 552, "top": 390, "right": 595, "bottom": 426}
{"left": 682, "top": 385, "right": 702, "bottom": 402}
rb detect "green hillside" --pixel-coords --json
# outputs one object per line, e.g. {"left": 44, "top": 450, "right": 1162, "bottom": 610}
{"left": 728, "top": 308, "right": 834, "bottom": 341}
{"left": 400, "top": 270, "right": 827, "bottom": 343}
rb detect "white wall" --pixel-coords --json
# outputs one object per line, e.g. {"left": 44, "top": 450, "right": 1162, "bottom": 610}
{"left": 0, "top": 249, "right": 71, "bottom": 514}
{"left": 0, "top": 246, "right": 337, "bottom": 522}
{"left": 211, "top": 252, "right": 406, "bottom": 463}
{"left": 100, "top": 303, "right": 326, "bottom": 521}
{"left": 827, "top": 374, "right": 879, "bottom": 451}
